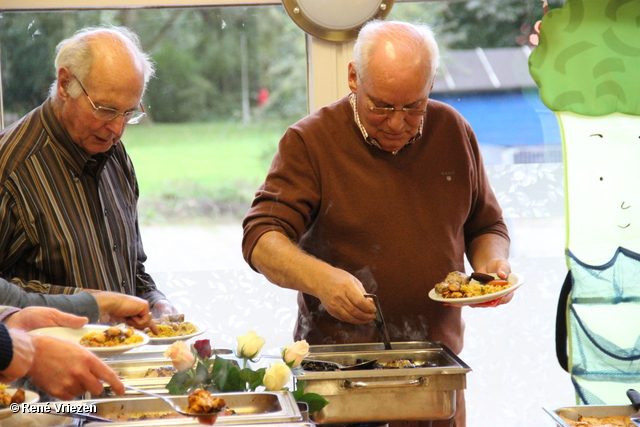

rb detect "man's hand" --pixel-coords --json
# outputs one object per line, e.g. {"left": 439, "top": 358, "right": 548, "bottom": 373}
{"left": 92, "top": 291, "right": 156, "bottom": 333}
{"left": 471, "top": 257, "right": 513, "bottom": 307}
{"left": 315, "top": 268, "right": 376, "bottom": 324}
{"left": 4, "top": 307, "right": 88, "bottom": 331}
{"left": 27, "top": 334, "right": 124, "bottom": 399}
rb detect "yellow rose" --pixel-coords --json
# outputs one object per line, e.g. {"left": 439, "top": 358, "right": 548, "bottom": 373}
{"left": 163, "top": 340, "right": 195, "bottom": 372}
{"left": 263, "top": 361, "right": 291, "bottom": 391}
{"left": 236, "top": 330, "right": 266, "bottom": 359}
{"left": 282, "top": 340, "right": 309, "bottom": 368}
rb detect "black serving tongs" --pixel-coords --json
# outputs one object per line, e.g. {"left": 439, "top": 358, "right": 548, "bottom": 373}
{"left": 364, "top": 293, "right": 393, "bottom": 350}
{"left": 627, "top": 389, "right": 640, "bottom": 426}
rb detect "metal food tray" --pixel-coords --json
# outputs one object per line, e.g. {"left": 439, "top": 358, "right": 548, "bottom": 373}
{"left": 294, "top": 341, "right": 471, "bottom": 424}
{"left": 99, "top": 356, "right": 240, "bottom": 398}
{"left": 104, "top": 346, "right": 232, "bottom": 362}
{"left": 76, "top": 391, "right": 302, "bottom": 426}
{"left": 544, "top": 404, "right": 637, "bottom": 426}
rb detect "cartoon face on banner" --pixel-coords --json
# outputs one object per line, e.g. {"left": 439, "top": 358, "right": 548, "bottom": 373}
{"left": 528, "top": 0, "right": 640, "bottom": 265}
{"left": 561, "top": 112, "right": 640, "bottom": 265}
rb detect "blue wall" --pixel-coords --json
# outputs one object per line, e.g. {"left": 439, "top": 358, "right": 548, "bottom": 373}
{"left": 431, "top": 89, "right": 561, "bottom": 147}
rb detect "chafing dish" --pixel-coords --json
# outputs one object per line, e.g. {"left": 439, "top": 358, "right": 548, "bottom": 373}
{"left": 76, "top": 391, "right": 302, "bottom": 426}
{"left": 544, "top": 404, "right": 638, "bottom": 426}
{"left": 100, "top": 355, "right": 240, "bottom": 398}
{"left": 294, "top": 341, "right": 471, "bottom": 424}
{"left": 104, "top": 346, "right": 232, "bottom": 362}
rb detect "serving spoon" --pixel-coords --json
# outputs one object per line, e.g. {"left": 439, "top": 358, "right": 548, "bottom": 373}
{"left": 122, "top": 384, "right": 222, "bottom": 418}
{"left": 301, "top": 358, "right": 379, "bottom": 371}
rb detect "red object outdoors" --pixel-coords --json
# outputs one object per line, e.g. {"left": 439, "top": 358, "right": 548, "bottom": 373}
{"left": 257, "top": 88, "right": 269, "bottom": 106}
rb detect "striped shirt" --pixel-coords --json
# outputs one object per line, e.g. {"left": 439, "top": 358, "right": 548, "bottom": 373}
{"left": 0, "top": 99, "right": 166, "bottom": 306}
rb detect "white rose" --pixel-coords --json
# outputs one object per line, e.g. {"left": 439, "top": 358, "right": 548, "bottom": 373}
{"left": 163, "top": 341, "right": 195, "bottom": 372}
{"left": 282, "top": 340, "right": 309, "bottom": 368}
{"left": 236, "top": 330, "right": 266, "bottom": 359}
{"left": 263, "top": 361, "right": 291, "bottom": 391}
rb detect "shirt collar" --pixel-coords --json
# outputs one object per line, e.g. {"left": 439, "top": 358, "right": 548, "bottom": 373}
{"left": 41, "top": 98, "right": 116, "bottom": 176}
{"left": 349, "top": 92, "right": 424, "bottom": 155}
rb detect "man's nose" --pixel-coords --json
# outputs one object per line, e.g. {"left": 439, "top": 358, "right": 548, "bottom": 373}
{"left": 105, "top": 115, "right": 127, "bottom": 135}
{"left": 386, "top": 110, "right": 406, "bottom": 129}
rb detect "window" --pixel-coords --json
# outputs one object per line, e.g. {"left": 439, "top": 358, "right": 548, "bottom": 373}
{"left": 0, "top": 2, "right": 590, "bottom": 426}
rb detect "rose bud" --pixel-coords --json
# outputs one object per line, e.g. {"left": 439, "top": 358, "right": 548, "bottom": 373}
{"left": 236, "top": 331, "right": 266, "bottom": 359}
{"left": 263, "top": 361, "right": 291, "bottom": 391}
{"left": 282, "top": 340, "right": 309, "bottom": 368}
{"left": 164, "top": 340, "right": 195, "bottom": 372}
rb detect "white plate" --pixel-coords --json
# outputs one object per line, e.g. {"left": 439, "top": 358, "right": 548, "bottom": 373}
{"left": 0, "top": 388, "right": 39, "bottom": 420}
{"left": 147, "top": 321, "right": 206, "bottom": 345}
{"left": 29, "top": 325, "right": 150, "bottom": 358}
{"left": 428, "top": 272, "right": 524, "bottom": 306}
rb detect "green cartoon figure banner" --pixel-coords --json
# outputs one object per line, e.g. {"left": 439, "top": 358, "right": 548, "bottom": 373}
{"left": 529, "top": 0, "right": 640, "bottom": 405}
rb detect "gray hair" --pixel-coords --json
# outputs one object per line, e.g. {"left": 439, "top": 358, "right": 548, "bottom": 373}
{"left": 353, "top": 20, "right": 440, "bottom": 83}
{"left": 49, "top": 25, "right": 155, "bottom": 100}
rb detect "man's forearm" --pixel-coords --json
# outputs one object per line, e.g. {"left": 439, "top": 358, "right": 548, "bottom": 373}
{"left": 467, "top": 233, "right": 510, "bottom": 271}
{"left": 251, "top": 231, "right": 333, "bottom": 298}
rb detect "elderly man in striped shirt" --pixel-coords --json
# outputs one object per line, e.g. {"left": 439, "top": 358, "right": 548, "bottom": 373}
{"left": 0, "top": 26, "right": 177, "bottom": 317}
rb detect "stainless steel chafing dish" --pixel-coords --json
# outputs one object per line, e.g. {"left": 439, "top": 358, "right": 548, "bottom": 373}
{"left": 100, "top": 352, "right": 239, "bottom": 398}
{"left": 294, "top": 341, "right": 471, "bottom": 424}
{"left": 71, "top": 391, "right": 302, "bottom": 426}
{"left": 544, "top": 404, "right": 638, "bottom": 426}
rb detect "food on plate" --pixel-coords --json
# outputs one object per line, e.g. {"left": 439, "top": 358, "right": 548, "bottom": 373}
{"left": 80, "top": 326, "right": 144, "bottom": 347}
{"left": 0, "top": 385, "right": 25, "bottom": 408}
{"left": 146, "top": 314, "right": 198, "bottom": 338}
{"left": 558, "top": 413, "right": 633, "bottom": 426}
{"left": 187, "top": 389, "right": 227, "bottom": 414}
{"left": 433, "top": 271, "right": 512, "bottom": 299}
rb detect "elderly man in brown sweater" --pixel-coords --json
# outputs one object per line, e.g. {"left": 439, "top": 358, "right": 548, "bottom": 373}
{"left": 242, "top": 20, "right": 511, "bottom": 427}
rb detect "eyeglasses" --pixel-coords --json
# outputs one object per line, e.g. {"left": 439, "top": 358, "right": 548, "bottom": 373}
{"left": 367, "top": 105, "right": 427, "bottom": 118}
{"left": 365, "top": 96, "right": 427, "bottom": 118}
{"left": 72, "top": 73, "right": 146, "bottom": 124}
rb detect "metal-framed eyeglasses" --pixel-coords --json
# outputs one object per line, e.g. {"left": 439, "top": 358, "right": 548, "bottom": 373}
{"left": 72, "top": 73, "right": 146, "bottom": 124}
{"left": 367, "top": 104, "right": 427, "bottom": 118}
{"left": 365, "top": 95, "right": 427, "bottom": 118}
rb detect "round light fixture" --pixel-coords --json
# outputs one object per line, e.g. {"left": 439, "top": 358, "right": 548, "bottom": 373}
{"left": 282, "top": 0, "right": 395, "bottom": 42}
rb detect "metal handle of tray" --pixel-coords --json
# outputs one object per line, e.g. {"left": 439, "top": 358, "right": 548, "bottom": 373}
{"left": 344, "top": 377, "right": 428, "bottom": 389}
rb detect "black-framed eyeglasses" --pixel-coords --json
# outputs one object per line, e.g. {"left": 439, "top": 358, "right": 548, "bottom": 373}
{"left": 366, "top": 97, "right": 427, "bottom": 118}
{"left": 72, "top": 73, "right": 146, "bottom": 124}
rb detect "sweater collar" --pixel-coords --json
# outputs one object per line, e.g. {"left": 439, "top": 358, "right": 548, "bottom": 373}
{"left": 348, "top": 93, "right": 423, "bottom": 155}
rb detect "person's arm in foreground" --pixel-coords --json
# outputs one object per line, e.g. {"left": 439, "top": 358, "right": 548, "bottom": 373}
{"left": 0, "top": 324, "right": 124, "bottom": 400}
{"left": 251, "top": 231, "right": 376, "bottom": 324}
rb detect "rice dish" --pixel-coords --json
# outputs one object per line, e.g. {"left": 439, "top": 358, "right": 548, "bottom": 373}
{"left": 148, "top": 321, "right": 198, "bottom": 338}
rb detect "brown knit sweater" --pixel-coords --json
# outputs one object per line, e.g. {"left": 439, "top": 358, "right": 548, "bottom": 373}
{"left": 242, "top": 95, "right": 508, "bottom": 354}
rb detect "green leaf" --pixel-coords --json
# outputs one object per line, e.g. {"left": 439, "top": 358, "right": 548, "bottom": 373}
{"left": 294, "top": 392, "right": 329, "bottom": 414}
{"left": 211, "top": 356, "right": 245, "bottom": 392}
{"left": 239, "top": 367, "right": 266, "bottom": 391}
{"left": 292, "top": 381, "right": 328, "bottom": 414}
{"left": 165, "top": 371, "right": 190, "bottom": 395}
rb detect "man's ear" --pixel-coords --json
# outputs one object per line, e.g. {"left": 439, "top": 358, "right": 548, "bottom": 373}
{"left": 429, "top": 69, "right": 438, "bottom": 91}
{"left": 347, "top": 62, "right": 358, "bottom": 94}
{"left": 57, "top": 67, "right": 73, "bottom": 100}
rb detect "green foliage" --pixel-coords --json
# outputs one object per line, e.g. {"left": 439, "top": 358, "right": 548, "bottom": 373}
{"left": 388, "top": 0, "right": 564, "bottom": 48}
{"left": 291, "top": 381, "right": 329, "bottom": 415}
{"left": 146, "top": 41, "right": 213, "bottom": 122}
{"left": 0, "top": 6, "right": 307, "bottom": 123}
